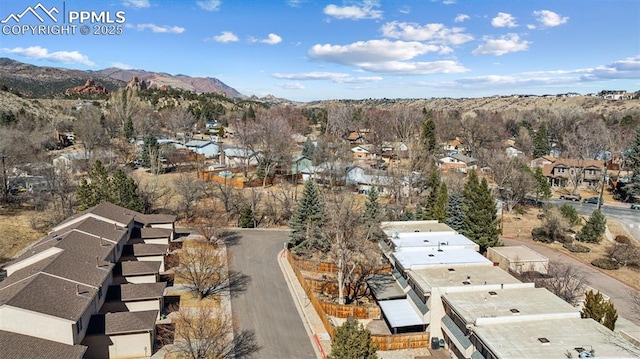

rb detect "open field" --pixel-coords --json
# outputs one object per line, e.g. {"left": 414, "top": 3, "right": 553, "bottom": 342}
{"left": 0, "top": 207, "right": 46, "bottom": 264}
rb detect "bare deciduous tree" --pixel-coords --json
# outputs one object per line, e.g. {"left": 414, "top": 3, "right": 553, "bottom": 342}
{"left": 158, "top": 304, "right": 260, "bottom": 359}
{"left": 174, "top": 173, "right": 204, "bottom": 220}
{"left": 73, "top": 106, "right": 106, "bottom": 155}
{"left": 163, "top": 107, "right": 196, "bottom": 144}
{"left": 535, "top": 262, "right": 588, "bottom": 306}
{"left": 174, "top": 241, "right": 230, "bottom": 299}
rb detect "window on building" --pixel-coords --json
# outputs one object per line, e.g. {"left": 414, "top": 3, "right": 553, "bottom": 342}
{"left": 76, "top": 318, "right": 83, "bottom": 333}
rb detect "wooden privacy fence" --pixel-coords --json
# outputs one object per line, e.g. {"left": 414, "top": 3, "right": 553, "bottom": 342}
{"left": 197, "top": 171, "right": 273, "bottom": 188}
{"left": 286, "top": 251, "right": 429, "bottom": 350}
{"left": 370, "top": 332, "right": 430, "bottom": 351}
{"left": 319, "top": 301, "right": 380, "bottom": 320}
{"left": 291, "top": 255, "right": 392, "bottom": 274}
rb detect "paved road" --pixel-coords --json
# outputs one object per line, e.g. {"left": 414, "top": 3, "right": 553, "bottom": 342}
{"left": 226, "top": 229, "right": 316, "bottom": 359}
{"left": 501, "top": 236, "right": 640, "bottom": 325}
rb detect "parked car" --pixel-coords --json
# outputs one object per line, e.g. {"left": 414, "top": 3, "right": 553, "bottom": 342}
{"left": 584, "top": 197, "right": 603, "bottom": 205}
{"left": 631, "top": 204, "right": 640, "bottom": 210}
{"left": 559, "top": 193, "right": 582, "bottom": 201}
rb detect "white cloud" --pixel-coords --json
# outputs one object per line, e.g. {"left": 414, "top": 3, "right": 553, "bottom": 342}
{"left": 126, "top": 23, "right": 185, "bottom": 34}
{"left": 323, "top": 1, "right": 382, "bottom": 20}
{"left": 309, "top": 39, "right": 441, "bottom": 65}
{"left": 381, "top": 21, "right": 473, "bottom": 45}
{"left": 527, "top": 24, "right": 536, "bottom": 30}
{"left": 112, "top": 62, "right": 133, "bottom": 69}
{"left": 472, "top": 34, "right": 530, "bottom": 56}
{"left": 454, "top": 14, "right": 469, "bottom": 23}
{"left": 443, "top": 0, "right": 456, "bottom": 4}
{"left": 287, "top": 0, "right": 307, "bottom": 7}
{"left": 2, "top": 46, "right": 95, "bottom": 66}
{"left": 211, "top": 31, "right": 238, "bottom": 43}
{"left": 357, "top": 60, "right": 468, "bottom": 75}
{"left": 533, "top": 10, "right": 568, "bottom": 27}
{"left": 122, "top": 0, "right": 150, "bottom": 9}
{"left": 196, "top": 0, "right": 221, "bottom": 11}
{"left": 277, "top": 82, "right": 305, "bottom": 89}
{"left": 272, "top": 71, "right": 382, "bottom": 83}
{"left": 579, "top": 56, "right": 640, "bottom": 81}
{"left": 261, "top": 33, "right": 282, "bottom": 45}
{"left": 491, "top": 12, "right": 517, "bottom": 28}
{"left": 398, "top": 6, "right": 410, "bottom": 14}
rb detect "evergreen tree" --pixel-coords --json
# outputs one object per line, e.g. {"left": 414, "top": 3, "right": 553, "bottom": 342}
{"left": 238, "top": 206, "right": 255, "bottom": 228}
{"left": 302, "top": 137, "right": 316, "bottom": 158}
{"left": 329, "top": 317, "right": 378, "bottom": 359}
{"left": 76, "top": 160, "right": 144, "bottom": 212}
{"left": 141, "top": 134, "right": 159, "bottom": 168}
{"left": 445, "top": 192, "right": 464, "bottom": 232}
{"left": 362, "top": 188, "right": 383, "bottom": 241}
{"left": 462, "top": 171, "right": 500, "bottom": 252}
{"left": 432, "top": 182, "right": 449, "bottom": 222}
{"left": 576, "top": 209, "right": 606, "bottom": 243}
{"left": 123, "top": 116, "right": 134, "bottom": 141}
{"left": 581, "top": 290, "right": 618, "bottom": 330}
{"left": 533, "top": 122, "right": 550, "bottom": 158}
{"left": 624, "top": 128, "right": 640, "bottom": 198}
{"left": 422, "top": 171, "right": 440, "bottom": 220}
{"left": 110, "top": 168, "right": 144, "bottom": 212}
{"left": 420, "top": 108, "right": 437, "bottom": 155}
{"left": 289, "top": 181, "right": 326, "bottom": 253}
{"left": 533, "top": 166, "right": 552, "bottom": 200}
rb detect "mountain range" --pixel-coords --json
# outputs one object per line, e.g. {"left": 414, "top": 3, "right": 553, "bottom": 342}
{"left": 0, "top": 58, "right": 242, "bottom": 98}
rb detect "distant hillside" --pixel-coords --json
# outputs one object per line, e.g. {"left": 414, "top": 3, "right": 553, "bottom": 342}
{"left": 92, "top": 68, "right": 243, "bottom": 98}
{"left": 0, "top": 58, "right": 124, "bottom": 98}
{"left": 0, "top": 58, "right": 244, "bottom": 99}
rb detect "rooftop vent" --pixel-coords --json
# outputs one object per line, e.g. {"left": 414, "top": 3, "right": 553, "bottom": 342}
{"left": 538, "top": 337, "right": 550, "bottom": 345}
{"left": 448, "top": 268, "right": 455, "bottom": 272}
{"left": 423, "top": 239, "right": 429, "bottom": 243}
{"left": 415, "top": 230, "right": 420, "bottom": 232}
{"left": 510, "top": 308, "right": 520, "bottom": 314}
{"left": 488, "top": 291, "right": 497, "bottom": 296}
{"left": 428, "top": 254, "right": 435, "bottom": 257}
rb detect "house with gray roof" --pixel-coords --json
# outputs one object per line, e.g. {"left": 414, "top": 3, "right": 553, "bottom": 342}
{"left": 0, "top": 202, "right": 176, "bottom": 358}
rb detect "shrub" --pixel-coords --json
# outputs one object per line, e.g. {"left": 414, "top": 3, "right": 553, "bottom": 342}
{"left": 591, "top": 258, "right": 621, "bottom": 270}
{"left": 563, "top": 243, "right": 591, "bottom": 253}
{"left": 531, "top": 227, "right": 552, "bottom": 243}
{"left": 614, "top": 235, "right": 631, "bottom": 244}
{"left": 559, "top": 204, "right": 582, "bottom": 226}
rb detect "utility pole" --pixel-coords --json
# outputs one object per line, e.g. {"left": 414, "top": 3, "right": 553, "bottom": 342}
{"left": 597, "top": 161, "right": 607, "bottom": 211}
{"left": 1, "top": 153, "right": 8, "bottom": 204}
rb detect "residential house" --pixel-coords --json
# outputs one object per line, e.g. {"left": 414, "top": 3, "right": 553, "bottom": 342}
{"left": 505, "top": 146, "right": 524, "bottom": 158}
{"left": 345, "top": 131, "right": 366, "bottom": 144}
{"left": 530, "top": 155, "right": 556, "bottom": 168}
{"left": 181, "top": 139, "right": 220, "bottom": 158}
{"left": 346, "top": 165, "right": 392, "bottom": 195}
{"left": 351, "top": 144, "right": 374, "bottom": 160}
{"left": 53, "top": 151, "right": 116, "bottom": 174}
{"left": 599, "top": 90, "right": 633, "bottom": 100}
{"left": 381, "top": 142, "right": 408, "bottom": 160}
{"left": 0, "top": 202, "right": 176, "bottom": 358}
{"left": 542, "top": 159, "right": 604, "bottom": 188}
{"left": 290, "top": 155, "right": 314, "bottom": 181}
{"left": 222, "top": 147, "right": 257, "bottom": 168}
{"left": 442, "top": 138, "right": 467, "bottom": 154}
{"left": 438, "top": 154, "right": 478, "bottom": 173}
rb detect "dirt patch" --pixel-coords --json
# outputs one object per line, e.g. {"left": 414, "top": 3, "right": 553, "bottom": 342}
{"left": 0, "top": 207, "right": 46, "bottom": 263}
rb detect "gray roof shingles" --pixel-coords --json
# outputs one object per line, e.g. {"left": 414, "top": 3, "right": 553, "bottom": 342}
{"left": 120, "top": 261, "right": 161, "bottom": 276}
{"left": 107, "top": 282, "right": 166, "bottom": 301}
{"left": 86, "top": 310, "right": 158, "bottom": 335}
{"left": 0, "top": 330, "right": 87, "bottom": 359}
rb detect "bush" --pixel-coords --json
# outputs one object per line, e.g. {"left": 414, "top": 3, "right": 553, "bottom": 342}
{"left": 591, "top": 258, "right": 621, "bottom": 270}
{"left": 614, "top": 235, "right": 631, "bottom": 244}
{"left": 532, "top": 227, "right": 552, "bottom": 243}
{"left": 563, "top": 243, "right": 591, "bottom": 253}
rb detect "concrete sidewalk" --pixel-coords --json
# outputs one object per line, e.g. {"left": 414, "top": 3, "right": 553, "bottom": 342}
{"left": 277, "top": 249, "right": 331, "bottom": 358}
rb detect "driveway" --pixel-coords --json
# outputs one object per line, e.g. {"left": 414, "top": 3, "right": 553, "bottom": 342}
{"left": 226, "top": 229, "right": 316, "bottom": 359}
{"left": 501, "top": 236, "right": 640, "bottom": 325}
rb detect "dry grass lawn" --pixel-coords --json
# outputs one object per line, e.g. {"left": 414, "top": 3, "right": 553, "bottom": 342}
{"left": 501, "top": 207, "right": 640, "bottom": 291}
{"left": 0, "top": 207, "right": 46, "bottom": 263}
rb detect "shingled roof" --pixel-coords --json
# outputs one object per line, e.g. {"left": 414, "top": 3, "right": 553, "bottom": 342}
{"left": 86, "top": 310, "right": 158, "bottom": 336}
{"left": 0, "top": 330, "right": 87, "bottom": 359}
{"left": 106, "top": 282, "right": 166, "bottom": 302}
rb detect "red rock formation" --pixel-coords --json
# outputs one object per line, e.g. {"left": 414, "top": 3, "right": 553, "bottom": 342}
{"left": 65, "top": 79, "right": 109, "bottom": 95}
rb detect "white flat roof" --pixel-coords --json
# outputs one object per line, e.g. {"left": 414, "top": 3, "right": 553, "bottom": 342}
{"left": 392, "top": 247, "right": 491, "bottom": 270}
{"left": 378, "top": 299, "right": 426, "bottom": 328}
{"left": 381, "top": 220, "right": 455, "bottom": 236}
{"left": 488, "top": 246, "right": 549, "bottom": 262}
{"left": 408, "top": 265, "right": 522, "bottom": 293}
{"left": 443, "top": 287, "right": 579, "bottom": 324}
{"left": 391, "top": 232, "right": 477, "bottom": 249}
{"left": 474, "top": 317, "right": 639, "bottom": 359}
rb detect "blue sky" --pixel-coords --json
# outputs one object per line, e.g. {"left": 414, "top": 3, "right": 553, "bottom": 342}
{"left": 1, "top": 0, "right": 639, "bottom": 101}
